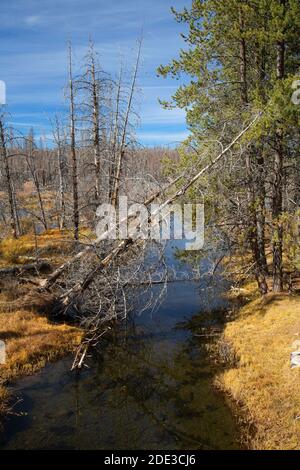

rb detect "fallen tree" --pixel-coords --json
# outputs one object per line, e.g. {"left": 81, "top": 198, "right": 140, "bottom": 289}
{"left": 58, "top": 113, "right": 261, "bottom": 305}
{"left": 40, "top": 174, "right": 183, "bottom": 290}
{"left": 33, "top": 114, "right": 261, "bottom": 368}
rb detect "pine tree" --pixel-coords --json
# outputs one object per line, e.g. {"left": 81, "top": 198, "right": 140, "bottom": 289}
{"left": 158, "top": 0, "right": 300, "bottom": 293}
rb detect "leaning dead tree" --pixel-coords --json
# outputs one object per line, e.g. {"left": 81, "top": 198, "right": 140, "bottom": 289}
{"left": 35, "top": 114, "right": 261, "bottom": 368}
{"left": 40, "top": 172, "right": 183, "bottom": 290}
{"left": 64, "top": 114, "right": 262, "bottom": 299}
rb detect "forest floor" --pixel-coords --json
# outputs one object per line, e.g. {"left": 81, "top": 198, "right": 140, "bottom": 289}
{"left": 0, "top": 229, "right": 84, "bottom": 419}
{"left": 217, "top": 279, "right": 300, "bottom": 450}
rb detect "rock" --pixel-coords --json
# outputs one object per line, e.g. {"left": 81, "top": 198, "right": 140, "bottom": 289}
{"left": 291, "top": 351, "right": 300, "bottom": 369}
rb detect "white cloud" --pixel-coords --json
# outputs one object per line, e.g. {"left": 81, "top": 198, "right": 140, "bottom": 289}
{"left": 138, "top": 130, "right": 189, "bottom": 143}
{"left": 24, "top": 15, "right": 42, "bottom": 26}
{"left": 141, "top": 107, "right": 186, "bottom": 125}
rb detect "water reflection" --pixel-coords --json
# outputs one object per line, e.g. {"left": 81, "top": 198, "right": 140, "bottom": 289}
{"left": 0, "top": 275, "right": 239, "bottom": 449}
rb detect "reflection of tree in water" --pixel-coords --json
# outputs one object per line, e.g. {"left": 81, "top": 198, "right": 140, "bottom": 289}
{"left": 174, "top": 242, "right": 232, "bottom": 294}
{"left": 92, "top": 312, "right": 239, "bottom": 450}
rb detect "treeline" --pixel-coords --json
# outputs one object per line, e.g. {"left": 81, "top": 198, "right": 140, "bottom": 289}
{"left": 0, "top": 39, "right": 178, "bottom": 240}
{"left": 159, "top": 0, "right": 300, "bottom": 293}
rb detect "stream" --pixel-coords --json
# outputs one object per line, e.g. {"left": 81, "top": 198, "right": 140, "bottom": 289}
{"left": 0, "top": 239, "right": 240, "bottom": 450}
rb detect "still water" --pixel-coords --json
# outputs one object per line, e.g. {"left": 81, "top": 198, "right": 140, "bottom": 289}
{"left": 0, "top": 241, "right": 240, "bottom": 450}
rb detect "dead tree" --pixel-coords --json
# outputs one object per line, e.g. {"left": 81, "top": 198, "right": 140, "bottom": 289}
{"left": 109, "top": 63, "right": 123, "bottom": 201}
{"left": 111, "top": 38, "right": 142, "bottom": 207}
{"left": 0, "top": 117, "right": 19, "bottom": 238}
{"left": 68, "top": 42, "right": 80, "bottom": 240}
{"left": 40, "top": 173, "right": 183, "bottom": 290}
{"left": 52, "top": 115, "right": 67, "bottom": 230}
{"left": 77, "top": 40, "right": 111, "bottom": 203}
{"left": 89, "top": 42, "right": 102, "bottom": 201}
{"left": 24, "top": 129, "right": 48, "bottom": 231}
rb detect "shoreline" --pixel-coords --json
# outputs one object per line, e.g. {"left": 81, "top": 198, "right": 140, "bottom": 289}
{"left": 0, "top": 229, "right": 90, "bottom": 420}
{"left": 0, "top": 281, "right": 83, "bottom": 421}
{"left": 215, "top": 283, "right": 300, "bottom": 450}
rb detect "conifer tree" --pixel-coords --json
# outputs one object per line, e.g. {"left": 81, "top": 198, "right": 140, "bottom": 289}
{"left": 158, "top": 0, "right": 299, "bottom": 293}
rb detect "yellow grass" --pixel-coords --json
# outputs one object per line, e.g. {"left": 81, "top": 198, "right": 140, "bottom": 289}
{"left": 0, "top": 303, "right": 82, "bottom": 416}
{"left": 0, "top": 227, "right": 95, "bottom": 266}
{"left": 218, "top": 285, "right": 300, "bottom": 449}
{"left": 0, "top": 227, "right": 86, "bottom": 416}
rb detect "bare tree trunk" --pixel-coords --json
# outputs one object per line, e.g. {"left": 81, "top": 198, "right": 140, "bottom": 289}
{"left": 109, "top": 65, "right": 122, "bottom": 202}
{"left": 68, "top": 42, "right": 79, "bottom": 241}
{"left": 11, "top": 179, "right": 21, "bottom": 236}
{"left": 88, "top": 42, "right": 102, "bottom": 201}
{"left": 239, "top": 8, "right": 267, "bottom": 293}
{"left": 34, "top": 169, "right": 47, "bottom": 231}
{"left": 53, "top": 116, "right": 66, "bottom": 230}
{"left": 272, "top": 134, "right": 284, "bottom": 292}
{"left": 57, "top": 148, "right": 66, "bottom": 230}
{"left": 272, "top": 13, "right": 285, "bottom": 292}
{"left": 255, "top": 38, "right": 269, "bottom": 277}
{"left": 246, "top": 153, "right": 268, "bottom": 294}
{"left": 256, "top": 151, "right": 268, "bottom": 275}
{"left": 111, "top": 38, "right": 142, "bottom": 208}
{"left": 25, "top": 133, "right": 48, "bottom": 231}
{"left": 0, "top": 118, "right": 19, "bottom": 238}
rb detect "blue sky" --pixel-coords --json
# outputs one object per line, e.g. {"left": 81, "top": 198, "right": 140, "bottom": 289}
{"left": 1, "top": 0, "right": 190, "bottom": 147}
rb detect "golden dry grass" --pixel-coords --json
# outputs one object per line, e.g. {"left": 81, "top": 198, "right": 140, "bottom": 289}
{"left": 0, "top": 229, "right": 72, "bottom": 265}
{"left": 217, "top": 285, "right": 300, "bottom": 449}
{"left": 0, "top": 227, "right": 86, "bottom": 416}
{"left": 0, "top": 304, "right": 82, "bottom": 416}
{"left": 0, "top": 227, "right": 95, "bottom": 266}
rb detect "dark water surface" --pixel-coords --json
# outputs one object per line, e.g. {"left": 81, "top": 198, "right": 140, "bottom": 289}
{"left": 0, "top": 241, "right": 240, "bottom": 450}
